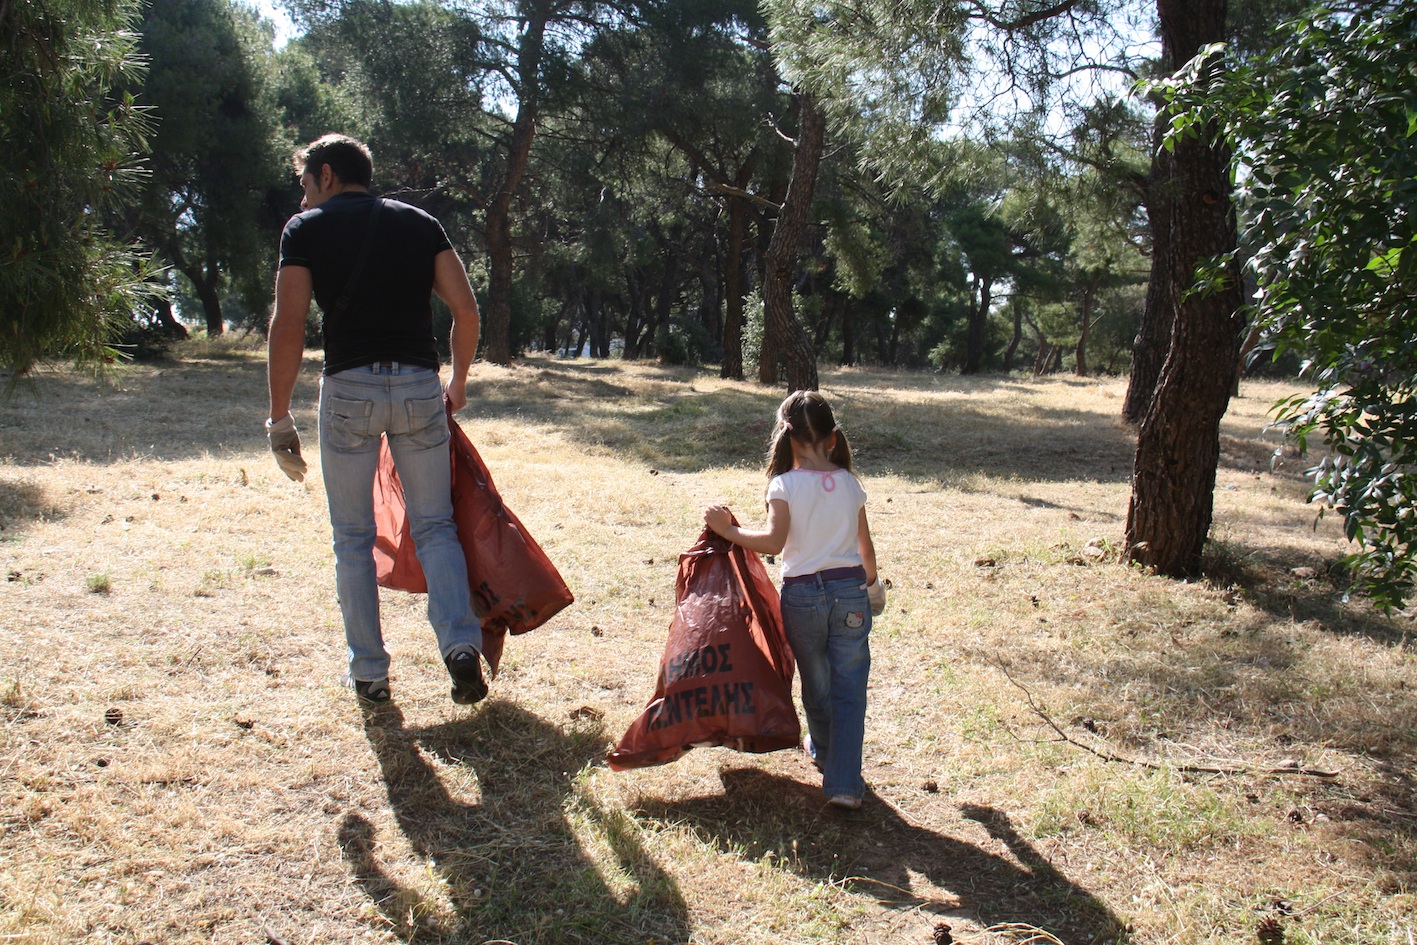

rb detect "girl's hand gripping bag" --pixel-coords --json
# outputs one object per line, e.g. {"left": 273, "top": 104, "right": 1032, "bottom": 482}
{"left": 608, "top": 526, "right": 800, "bottom": 770}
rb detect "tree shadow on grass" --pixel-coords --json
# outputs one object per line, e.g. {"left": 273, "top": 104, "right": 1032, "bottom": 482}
{"left": 630, "top": 766, "right": 1129, "bottom": 945}
{"left": 465, "top": 360, "right": 1139, "bottom": 485}
{"left": 0, "top": 477, "right": 58, "bottom": 540}
{"left": 339, "top": 700, "right": 689, "bottom": 945}
{"left": 0, "top": 355, "right": 278, "bottom": 465}
{"left": 3, "top": 356, "right": 1137, "bottom": 485}
{"left": 1198, "top": 537, "right": 1417, "bottom": 650}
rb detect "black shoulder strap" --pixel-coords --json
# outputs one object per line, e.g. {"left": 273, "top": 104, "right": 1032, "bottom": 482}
{"left": 333, "top": 197, "right": 384, "bottom": 314}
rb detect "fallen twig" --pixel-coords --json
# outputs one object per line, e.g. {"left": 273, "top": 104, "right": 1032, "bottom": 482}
{"left": 994, "top": 658, "right": 1341, "bottom": 779}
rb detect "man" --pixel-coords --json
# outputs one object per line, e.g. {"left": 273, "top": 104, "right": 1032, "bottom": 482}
{"left": 265, "top": 133, "right": 487, "bottom": 707}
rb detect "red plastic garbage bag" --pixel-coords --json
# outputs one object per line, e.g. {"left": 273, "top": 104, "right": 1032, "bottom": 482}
{"left": 372, "top": 405, "right": 573, "bottom": 674}
{"left": 607, "top": 526, "right": 800, "bottom": 770}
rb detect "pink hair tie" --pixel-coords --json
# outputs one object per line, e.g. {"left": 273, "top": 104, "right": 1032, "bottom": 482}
{"left": 784, "top": 421, "right": 793, "bottom": 431}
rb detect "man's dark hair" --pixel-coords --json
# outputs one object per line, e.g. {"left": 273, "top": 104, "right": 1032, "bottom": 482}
{"left": 295, "top": 134, "right": 374, "bottom": 187}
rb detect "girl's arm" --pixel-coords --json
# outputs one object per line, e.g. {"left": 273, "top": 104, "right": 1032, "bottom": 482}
{"left": 704, "top": 499, "right": 789, "bottom": 555}
{"left": 857, "top": 506, "right": 878, "bottom": 585}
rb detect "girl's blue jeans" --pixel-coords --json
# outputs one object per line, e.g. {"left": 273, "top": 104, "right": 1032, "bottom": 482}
{"left": 318, "top": 362, "right": 482, "bottom": 683}
{"left": 780, "top": 573, "right": 872, "bottom": 801}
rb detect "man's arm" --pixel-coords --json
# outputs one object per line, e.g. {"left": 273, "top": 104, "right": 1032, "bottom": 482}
{"left": 268, "top": 265, "right": 312, "bottom": 422}
{"left": 432, "top": 248, "right": 480, "bottom": 412}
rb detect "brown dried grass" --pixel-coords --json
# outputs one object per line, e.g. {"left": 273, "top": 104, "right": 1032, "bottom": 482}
{"left": 1, "top": 342, "right": 1414, "bottom": 945}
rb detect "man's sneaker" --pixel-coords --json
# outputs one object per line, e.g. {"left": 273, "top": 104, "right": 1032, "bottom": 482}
{"left": 445, "top": 647, "right": 488, "bottom": 705}
{"left": 349, "top": 677, "right": 391, "bottom": 705}
{"left": 828, "top": 794, "right": 862, "bottom": 811}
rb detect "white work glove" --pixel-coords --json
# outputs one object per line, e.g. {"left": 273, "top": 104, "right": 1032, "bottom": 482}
{"left": 265, "top": 414, "right": 308, "bottom": 482}
{"left": 864, "top": 577, "right": 886, "bottom": 617}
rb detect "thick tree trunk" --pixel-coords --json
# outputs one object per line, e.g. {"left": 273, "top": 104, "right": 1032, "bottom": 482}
{"left": 482, "top": 12, "right": 547, "bottom": 365}
{"left": 152, "top": 297, "right": 188, "bottom": 339}
{"left": 1034, "top": 340, "right": 1054, "bottom": 376}
{"left": 189, "top": 264, "right": 223, "bottom": 337}
{"left": 1125, "top": 0, "right": 1246, "bottom": 577}
{"left": 761, "top": 91, "right": 824, "bottom": 393}
{"left": 962, "top": 276, "right": 992, "bottom": 374}
{"left": 594, "top": 289, "right": 613, "bottom": 358}
{"left": 1123, "top": 96, "right": 1180, "bottom": 422}
{"left": 1003, "top": 297, "right": 1022, "bottom": 371}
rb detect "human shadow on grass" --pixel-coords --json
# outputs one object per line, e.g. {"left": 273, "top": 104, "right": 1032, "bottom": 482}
{"left": 630, "top": 766, "right": 1129, "bottom": 945}
{"left": 338, "top": 700, "right": 688, "bottom": 945}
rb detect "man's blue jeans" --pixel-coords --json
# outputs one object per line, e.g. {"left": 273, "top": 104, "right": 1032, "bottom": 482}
{"left": 318, "top": 362, "right": 482, "bottom": 683}
{"left": 780, "top": 574, "right": 872, "bottom": 801}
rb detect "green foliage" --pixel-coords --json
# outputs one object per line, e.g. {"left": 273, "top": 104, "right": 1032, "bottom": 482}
{"left": 1165, "top": 4, "right": 1417, "bottom": 607}
{"left": 741, "top": 290, "right": 765, "bottom": 374}
{"left": 132, "top": 0, "right": 289, "bottom": 331}
{"left": 763, "top": 0, "right": 970, "bottom": 196}
{"left": 270, "top": 42, "right": 361, "bottom": 149}
{"left": 0, "top": 0, "right": 163, "bottom": 374}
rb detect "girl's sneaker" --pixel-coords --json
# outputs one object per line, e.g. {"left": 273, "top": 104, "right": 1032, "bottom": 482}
{"left": 829, "top": 794, "right": 862, "bottom": 810}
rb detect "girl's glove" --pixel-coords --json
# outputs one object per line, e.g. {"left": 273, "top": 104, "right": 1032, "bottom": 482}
{"left": 864, "top": 577, "right": 886, "bottom": 616}
{"left": 265, "top": 414, "right": 308, "bottom": 482}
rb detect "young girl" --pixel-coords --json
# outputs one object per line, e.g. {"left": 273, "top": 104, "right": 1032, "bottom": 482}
{"left": 704, "top": 390, "right": 883, "bottom": 809}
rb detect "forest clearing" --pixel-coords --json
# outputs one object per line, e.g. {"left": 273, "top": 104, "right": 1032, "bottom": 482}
{"left": 1, "top": 345, "right": 1414, "bottom": 945}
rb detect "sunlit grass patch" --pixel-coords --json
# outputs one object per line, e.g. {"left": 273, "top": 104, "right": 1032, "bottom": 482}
{"left": 0, "top": 354, "right": 1413, "bottom": 944}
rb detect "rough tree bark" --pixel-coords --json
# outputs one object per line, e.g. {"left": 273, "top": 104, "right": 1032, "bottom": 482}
{"left": 761, "top": 91, "right": 823, "bottom": 393}
{"left": 1124, "top": 0, "right": 1247, "bottom": 576}
{"left": 153, "top": 297, "right": 188, "bottom": 338}
{"left": 1004, "top": 297, "right": 1023, "bottom": 371}
{"left": 1123, "top": 100, "right": 1179, "bottom": 421}
{"left": 186, "top": 260, "right": 224, "bottom": 337}
{"left": 962, "top": 274, "right": 993, "bottom": 374}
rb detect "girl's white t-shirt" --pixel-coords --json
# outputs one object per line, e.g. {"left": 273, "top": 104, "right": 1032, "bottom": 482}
{"left": 766, "top": 467, "right": 868, "bottom": 578}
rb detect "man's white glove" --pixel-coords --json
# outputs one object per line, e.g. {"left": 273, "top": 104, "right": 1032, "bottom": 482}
{"left": 265, "top": 414, "right": 308, "bottom": 482}
{"left": 864, "top": 577, "right": 886, "bottom": 617}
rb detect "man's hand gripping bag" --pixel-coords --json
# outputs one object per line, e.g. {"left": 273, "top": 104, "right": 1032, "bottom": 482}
{"left": 371, "top": 404, "right": 574, "bottom": 673}
{"left": 608, "top": 527, "right": 800, "bottom": 770}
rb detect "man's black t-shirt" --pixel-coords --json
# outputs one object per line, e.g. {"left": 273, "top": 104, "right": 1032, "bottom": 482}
{"left": 279, "top": 191, "right": 452, "bottom": 374}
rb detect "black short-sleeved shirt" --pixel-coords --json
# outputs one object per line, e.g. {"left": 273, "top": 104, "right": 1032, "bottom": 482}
{"left": 279, "top": 191, "right": 452, "bottom": 374}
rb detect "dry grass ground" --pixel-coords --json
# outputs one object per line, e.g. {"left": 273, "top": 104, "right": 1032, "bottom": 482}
{"left": 1, "top": 341, "right": 1414, "bottom": 945}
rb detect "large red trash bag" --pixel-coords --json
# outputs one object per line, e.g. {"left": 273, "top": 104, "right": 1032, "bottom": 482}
{"left": 372, "top": 405, "right": 573, "bottom": 673}
{"left": 607, "top": 526, "right": 800, "bottom": 770}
